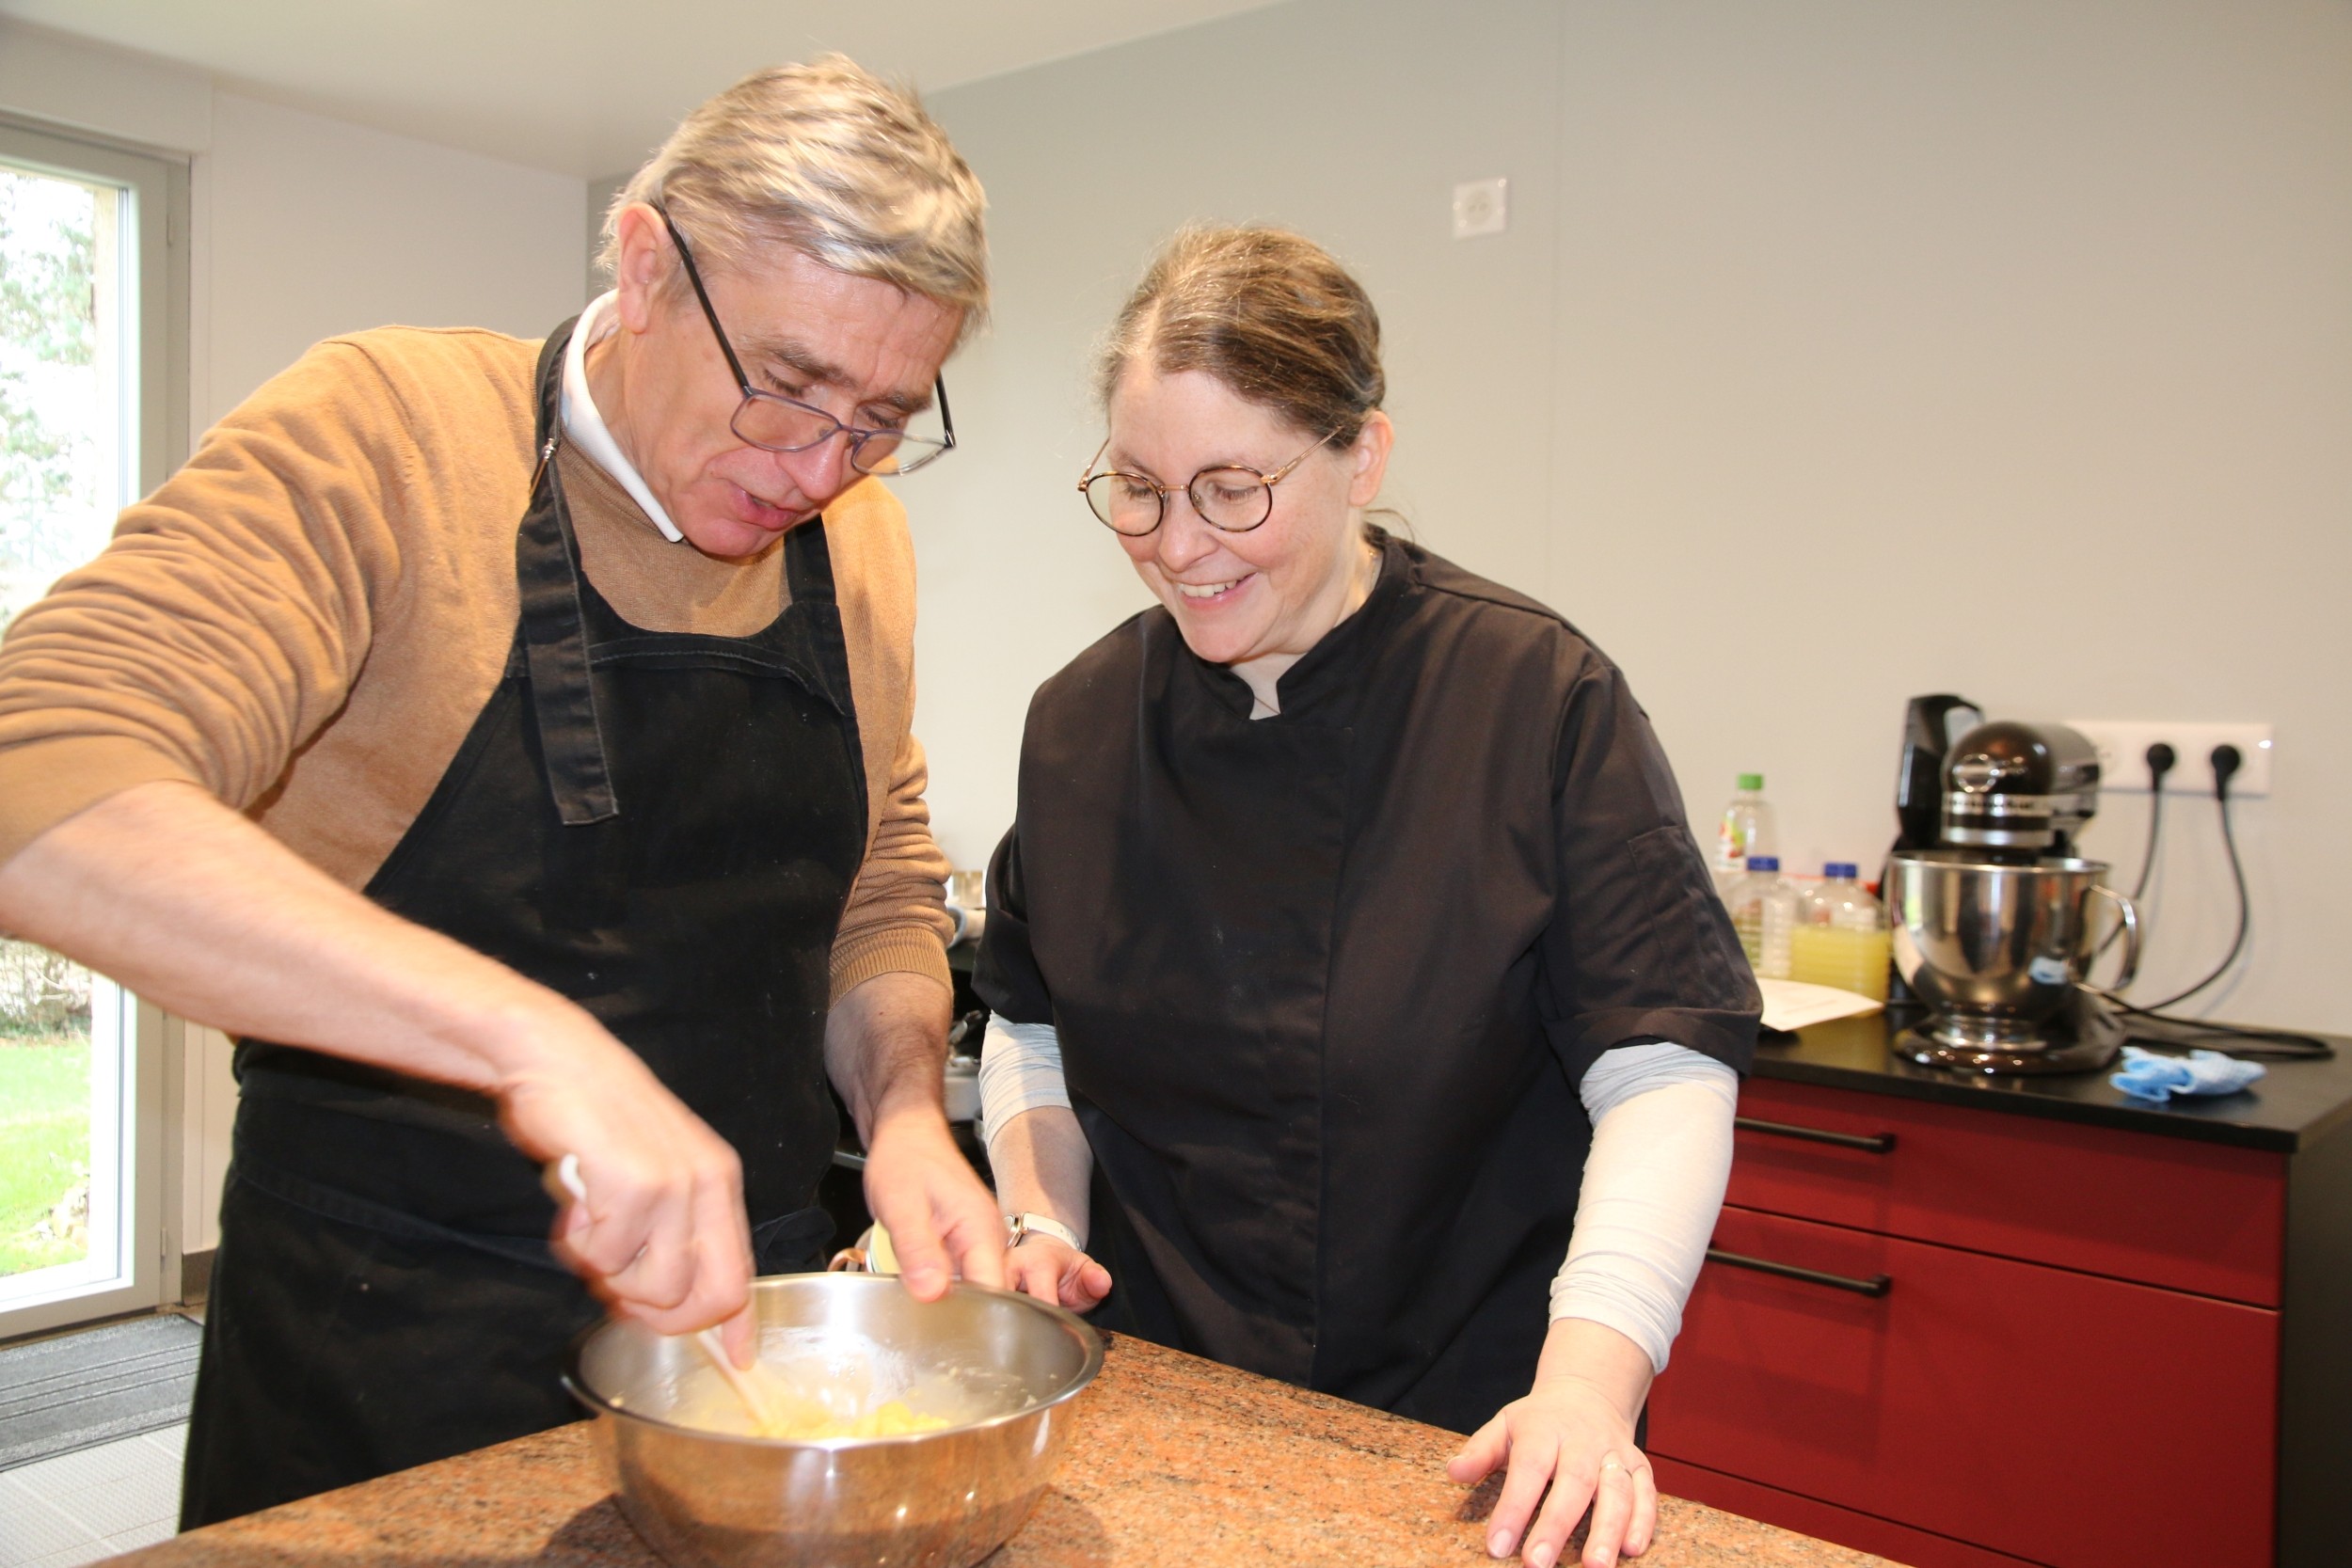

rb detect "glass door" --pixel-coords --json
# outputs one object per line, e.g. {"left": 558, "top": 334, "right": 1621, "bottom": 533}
{"left": 1, "top": 119, "right": 185, "bottom": 1337}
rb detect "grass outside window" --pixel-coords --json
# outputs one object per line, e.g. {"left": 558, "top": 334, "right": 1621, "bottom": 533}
{"left": 0, "top": 937, "right": 91, "bottom": 1277}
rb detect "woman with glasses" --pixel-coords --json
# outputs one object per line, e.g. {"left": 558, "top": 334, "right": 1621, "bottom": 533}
{"left": 975, "top": 227, "right": 1758, "bottom": 1568}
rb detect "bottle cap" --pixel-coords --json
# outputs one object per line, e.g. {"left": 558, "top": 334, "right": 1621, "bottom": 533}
{"left": 1736, "top": 772, "right": 1764, "bottom": 791}
{"left": 1745, "top": 855, "right": 1780, "bottom": 871}
{"left": 1824, "top": 862, "right": 1858, "bottom": 879}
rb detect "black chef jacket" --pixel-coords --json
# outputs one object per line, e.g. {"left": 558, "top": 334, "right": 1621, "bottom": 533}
{"left": 976, "top": 531, "right": 1758, "bottom": 1433}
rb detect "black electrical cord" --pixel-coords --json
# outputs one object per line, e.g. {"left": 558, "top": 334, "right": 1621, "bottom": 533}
{"left": 2106, "top": 743, "right": 2334, "bottom": 1060}
{"left": 2129, "top": 743, "right": 2174, "bottom": 903}
{"left": 2093, "top": 741, "right": 2174, "bottom": 963}
{"left": 2134, "top": 744, "right": 2248, "bottom": 1010}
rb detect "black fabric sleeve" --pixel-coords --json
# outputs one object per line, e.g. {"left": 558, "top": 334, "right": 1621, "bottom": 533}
{"left": 973, "top": 823, "right": 1056, "bottom": 1026}
{"left": 1538, "top": 655, "right": 1760, "bottom": 1088}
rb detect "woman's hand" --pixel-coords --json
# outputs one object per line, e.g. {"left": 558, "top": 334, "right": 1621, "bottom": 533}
{"left": 1003, "top": 1232, "right": 1112, "bottom": 1312}
{"left": 982, "top": 1105, "right": 1105, "bottom": 1310}
{"left": 1448, "top": 1319, "right": 1660, "bottom": 1568}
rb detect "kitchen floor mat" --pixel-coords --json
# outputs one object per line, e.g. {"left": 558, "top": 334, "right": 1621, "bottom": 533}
{"left": 0, "top": 1314, "right": 201, "bottom": 1472}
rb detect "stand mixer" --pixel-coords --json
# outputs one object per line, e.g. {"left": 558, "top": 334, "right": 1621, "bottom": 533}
{"left": 1884, "top": 696, "right": 2140, "bottom": 1074}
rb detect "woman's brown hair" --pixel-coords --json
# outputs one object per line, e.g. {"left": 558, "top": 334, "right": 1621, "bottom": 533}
{"left": 1097, "top": 226, "right": 1385, "bottom": 444}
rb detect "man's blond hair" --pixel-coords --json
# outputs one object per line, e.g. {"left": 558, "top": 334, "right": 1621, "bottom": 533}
{"left": 599, "top": 56, "right": 987, "bottom": 340}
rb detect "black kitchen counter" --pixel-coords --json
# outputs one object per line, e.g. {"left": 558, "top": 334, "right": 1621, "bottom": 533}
{"left": 1764, "top": 1006, "right": 2352, "bottom": 1152}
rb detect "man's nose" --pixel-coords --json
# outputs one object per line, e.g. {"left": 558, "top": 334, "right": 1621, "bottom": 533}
{"left": 771, "top": 430, "right": 857, "bottom": 507}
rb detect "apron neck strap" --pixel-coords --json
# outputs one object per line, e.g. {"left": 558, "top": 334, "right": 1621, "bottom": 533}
{"left": 516, "top": 315, "right": 620, "bottom": 826}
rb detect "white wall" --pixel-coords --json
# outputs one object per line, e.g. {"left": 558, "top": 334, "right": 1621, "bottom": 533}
{"left": 920, "top": 0, "right": 2352, "bottom": 1032}
{"left": 201, "top": 92, "right": 585, "bottom": 424}
{"left": 3, "top": 19, "right": 589, "bottom": 1257}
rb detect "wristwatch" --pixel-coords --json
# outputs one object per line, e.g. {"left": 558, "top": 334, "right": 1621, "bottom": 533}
{"left": 1004, "top": 1212, "right": 1082, "bottom": 1251}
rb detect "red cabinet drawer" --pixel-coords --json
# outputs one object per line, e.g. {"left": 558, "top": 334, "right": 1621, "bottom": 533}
{"left": 1731, "top": 1078, "right": 2284, "bottom": 1304}
{"left": 1648, "top": 1205, "right": 2278, "bottom": 1568}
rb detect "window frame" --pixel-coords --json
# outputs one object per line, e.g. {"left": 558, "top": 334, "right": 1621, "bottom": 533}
{"left": 0, "top": 115, "right": 189, "bottom": 1339}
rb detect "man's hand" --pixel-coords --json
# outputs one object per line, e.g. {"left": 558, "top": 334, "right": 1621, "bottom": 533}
{"left": 508, "top": 1025, "right": 757, "bottom": 1359}
{"left": 825, "top": 971, "right": 1004, "bottom": 1299}
{"left": 1448, "top": 1319, "right": 1660, "bottom": 1568}
{"left": 863, "top": 1105, "right": 1006, "bottom": 1298}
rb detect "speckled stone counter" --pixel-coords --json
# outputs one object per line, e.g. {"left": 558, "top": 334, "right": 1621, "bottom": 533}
{"left": 120, "top": 1336, "right": 1889, "bottom": 1568}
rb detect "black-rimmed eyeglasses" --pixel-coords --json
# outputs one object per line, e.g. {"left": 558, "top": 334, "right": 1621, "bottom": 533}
{"left": 658, "top": 207, "right": 956, "bottom": 477}
{"left": 1077, "top": 432, "right": 1334, "bottom": 536}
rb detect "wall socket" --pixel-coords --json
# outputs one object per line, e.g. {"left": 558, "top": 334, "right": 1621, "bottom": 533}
{"left": 2062, "top": 721, "right": 2275, "bottom": 798}
{"left": 1452, "top": 177, "right": 1508, "bottom": 239}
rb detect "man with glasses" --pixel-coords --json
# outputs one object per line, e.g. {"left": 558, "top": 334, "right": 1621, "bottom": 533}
{"left": 0, "top": 59, "right": 1001, "bottom": 1524}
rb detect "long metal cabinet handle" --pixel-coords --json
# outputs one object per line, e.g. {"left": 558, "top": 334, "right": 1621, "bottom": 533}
{"left": 1734, "top": 1116, "right": 1897, "bottom": 1153}
{"left": 1706, "top": 1245, "right": 1892, "bottom": 1297}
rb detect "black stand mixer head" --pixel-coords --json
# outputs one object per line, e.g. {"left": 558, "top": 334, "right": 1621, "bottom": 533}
{"left": 1885, "top": 701, "right": 2126, "bottom": 1072}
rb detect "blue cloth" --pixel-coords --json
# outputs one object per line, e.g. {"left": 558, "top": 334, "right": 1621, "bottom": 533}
{"left": 2109, "top": 1046, "right": 2265, "bottom": 1104}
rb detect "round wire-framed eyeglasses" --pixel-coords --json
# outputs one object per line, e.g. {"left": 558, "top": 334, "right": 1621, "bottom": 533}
{"left": 658, "top": 206, "right": 955, "bottom": 476}
{"left": 1076, "top": 432, "right": 1336, "bottom": 536}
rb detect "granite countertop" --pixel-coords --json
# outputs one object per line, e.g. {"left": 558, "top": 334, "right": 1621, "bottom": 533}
{"left": 1761, "top": 1007, "right": 2352, "bottom": 1151}
{"left": 123, "top": 1335, "right": 1887, "bottom": 1568}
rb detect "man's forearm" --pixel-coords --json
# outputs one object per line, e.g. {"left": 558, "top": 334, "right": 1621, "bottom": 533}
{"left": 823, "top": 968, "right": 953, "bottom": 1139}
{"left": 0, "top": 779, "right": 574, "bottom": 1088}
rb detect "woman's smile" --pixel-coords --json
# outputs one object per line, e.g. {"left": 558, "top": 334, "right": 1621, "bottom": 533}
{"left": 1171, "top": 574, "right": 1252, "bottom": 603}
{"left": 1104, "top": 367, "right": 1388, "bottom": 705}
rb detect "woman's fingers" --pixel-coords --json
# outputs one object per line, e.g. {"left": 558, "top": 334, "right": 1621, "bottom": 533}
{"left": 1447, "top": 1416, "right": 1509, "bottom": 1486}
{"left": 1449, "top": 1370, "right": 1656, "bottom": 1566}
{"left": 1002, "top": 1237, "right": 1110, "bottom": 1311}
{"left": 1485, "top": 1426, "right": 1561, "bottom": 1560}
{"left": 1064, "top": 1255, "right": 1113, "bottom": 1311}
{"left": 1623, "top": 1455, "right": 1659, "bottom": 1558}
{"left": 1004, "top": 1244, "right": 1067, "bottom": 1304}
{"left": 1515, "top": 1444, "right": 1594, "bottom": 1568}
{"left": 1577, "top": 1454, "right": 1638, "bottom": 1568}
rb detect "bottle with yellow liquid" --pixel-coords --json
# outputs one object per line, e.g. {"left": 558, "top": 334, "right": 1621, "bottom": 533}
{"left": 1788, "top": 862, "right": 1890, "bottom": 1001}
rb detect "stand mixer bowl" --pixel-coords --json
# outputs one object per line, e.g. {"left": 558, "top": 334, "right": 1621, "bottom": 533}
{"left": 1886, "top": 850, "right": 2136, "bottom": 1049}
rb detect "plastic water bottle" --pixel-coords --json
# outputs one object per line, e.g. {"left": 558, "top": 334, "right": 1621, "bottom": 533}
{"left": 1790, "top": 862, "right": 1890, "bottom": 1000}
{"left": 1712, "top": 774, "right": 1778, "bottom": 896}
{"left": 1728, "top": 856, "right": 1798, "bottom": 979}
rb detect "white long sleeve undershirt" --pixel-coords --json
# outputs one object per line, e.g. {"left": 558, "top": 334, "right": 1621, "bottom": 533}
{"left": 977, "top": 1019, "right": 1736, "bottom": 1375}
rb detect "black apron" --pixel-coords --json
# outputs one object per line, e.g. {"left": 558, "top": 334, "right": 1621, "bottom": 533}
{"left": 181, "top": 322, "right": 869, "bottom": 1528}
{"left": 977, "top": 535, "right": 1755, "bottom": 1435}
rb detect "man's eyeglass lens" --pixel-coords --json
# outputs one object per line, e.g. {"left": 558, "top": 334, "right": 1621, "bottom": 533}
{"left": 1085, "top": 468, "right": 1282, "bottom": 535}
{"left": 732, "top": 396, "right": 950, "bottom": 476}
{"left": 658, "top": 203, "right": 954, "bottom": 477}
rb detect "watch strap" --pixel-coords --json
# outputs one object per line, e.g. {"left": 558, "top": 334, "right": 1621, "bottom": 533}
{"left": 1005, "top": 1212, "right": 1082, "bottom": 1250}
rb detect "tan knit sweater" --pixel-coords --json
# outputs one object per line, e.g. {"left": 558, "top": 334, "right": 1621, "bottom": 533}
{"left": 0, "top": 325, "right": 952, "bottom": 1001}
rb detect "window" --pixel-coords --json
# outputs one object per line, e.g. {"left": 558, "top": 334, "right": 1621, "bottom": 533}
{"left": 0, "top": 116, "right": 185, "bottom": 1336}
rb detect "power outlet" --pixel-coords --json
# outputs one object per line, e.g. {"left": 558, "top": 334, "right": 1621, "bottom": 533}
{"left": 1452, "top": 178, "right": 1508, "bottom": 239}
{"left": 2063, "top": 721, "right": 2275, "bottom": 798}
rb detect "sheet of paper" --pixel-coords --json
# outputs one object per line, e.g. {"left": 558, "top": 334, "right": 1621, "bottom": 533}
{"left": 1757, "top": 976, "right": 1885, "bottom": 1032}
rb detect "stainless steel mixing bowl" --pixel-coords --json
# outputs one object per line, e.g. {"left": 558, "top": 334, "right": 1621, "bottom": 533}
{"left": 565, "top": 1274, "right": 1104, "bottom": 1568}
{"left": 1886, "top": 849, "right": 2138, "bottom": 1047}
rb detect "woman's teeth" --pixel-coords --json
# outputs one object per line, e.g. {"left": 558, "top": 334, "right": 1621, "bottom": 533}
{"left": 1176, "top": 579, "right": 1239, "bottom": 599}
